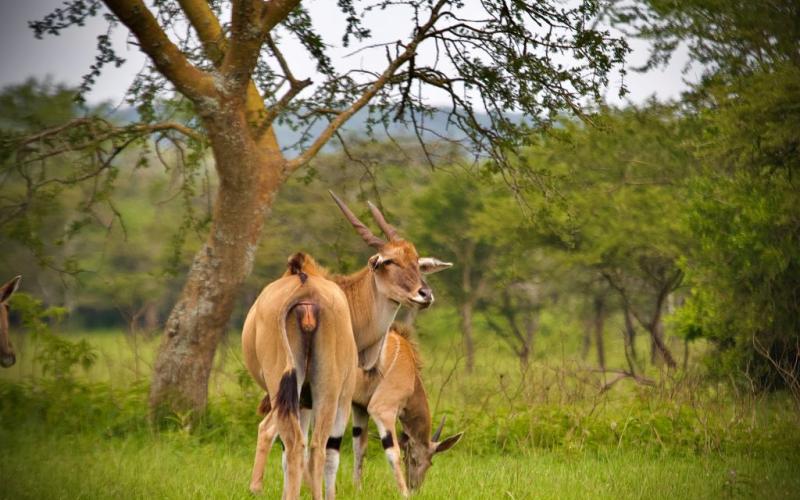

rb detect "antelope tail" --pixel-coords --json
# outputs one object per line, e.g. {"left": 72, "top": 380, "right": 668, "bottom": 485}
{"left": 272, "top": 276, "right": 318, "bottom": 419}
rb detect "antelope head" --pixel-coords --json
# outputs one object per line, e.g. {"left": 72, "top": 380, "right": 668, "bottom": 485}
{"left": 0, "top": 276, "right": 21, "bottom": 368}
{"left": 400, "top": 416, "right": 463, "bottom": 490}
{"left": 330, "top": 191, "right": 451, "bottom": 309}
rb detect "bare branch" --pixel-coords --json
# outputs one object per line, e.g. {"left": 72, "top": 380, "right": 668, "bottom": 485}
{"left": 103, "top": 0, "right": 214, "bottom": 101}
{"left": 286, "top": 0, "right": 449, "bottom": 172}
{"left": 11, "top": 118, "right": 203, "bottom": 166}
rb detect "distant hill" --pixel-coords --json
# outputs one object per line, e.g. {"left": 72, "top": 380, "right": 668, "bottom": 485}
{"left": 109, "top": 106, "right": 524, "bottom": 152}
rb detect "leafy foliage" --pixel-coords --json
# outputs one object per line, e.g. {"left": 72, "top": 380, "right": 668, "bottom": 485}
{"left": 610, "top": 0, "right": 800, "bottom": 79}
{"left": 675, "top": 64, "right": 800, "bottom": 389}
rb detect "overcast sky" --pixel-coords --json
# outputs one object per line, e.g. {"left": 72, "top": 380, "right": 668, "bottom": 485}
{"left": 0, "top": 1, "right": 695, "bottom": 109}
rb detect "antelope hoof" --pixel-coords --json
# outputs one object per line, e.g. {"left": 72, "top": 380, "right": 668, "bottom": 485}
{"left": 249, "top": 482, "right": 263, "bottom": 495}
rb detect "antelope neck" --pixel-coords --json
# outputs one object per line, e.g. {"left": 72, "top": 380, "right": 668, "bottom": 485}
{"left": 399, "top": 374, "right": 432, "bottom": 445}
{"left": 333, "top": 267, "right": 400, "bottom": 353}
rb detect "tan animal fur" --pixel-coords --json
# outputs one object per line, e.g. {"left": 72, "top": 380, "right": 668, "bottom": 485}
{"left": 323, "top": 191, "right": 453, "bottom": 370}
{"left": 0, "top": 276, "right": 21, "bottom": 368}
{"left": 245, "top": 192, "right": 451, "bottom": 498}
{"left": 351, "top": 324, "right": 463, "bottom": 495}
{"left": 242, "top": 260, "right": 357, "bottom": 500}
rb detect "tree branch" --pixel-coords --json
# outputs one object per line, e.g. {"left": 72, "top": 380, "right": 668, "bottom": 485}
{"left": 265, "top": 33, "right": 300, "bottom": 85}
{"left": 175, "top": 0, "right": 281, "bottom": 152}
{"left": 13, "top": 118, "right": 203, "bottom": 165}
{"left": 285, "top": 0, "right": 448, "bottom": 172}
{"left": 103, "top": 0, "right": 214, "bottom": 101}
{"left": 222, "top": 0, "right": 301, "bottom": 96}
{"left": 177, "top": 0, "right": 227, "bottom": 65}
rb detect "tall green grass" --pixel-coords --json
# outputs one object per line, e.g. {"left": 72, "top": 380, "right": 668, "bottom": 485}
{"left": 1, "top": 306, "right": 799, "bottom": 498}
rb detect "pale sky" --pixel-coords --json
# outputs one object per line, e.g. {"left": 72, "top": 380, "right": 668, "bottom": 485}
{"left": 0, "top": 1, "right": 695, "bottom": 110}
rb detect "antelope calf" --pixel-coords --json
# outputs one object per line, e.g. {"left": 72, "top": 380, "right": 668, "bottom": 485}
{"left": 242, "top": 258, "right": 357, "bottom": 500}
{"left": 0, "top": 276, "right": 21, "bottom": 368}
{"left": 352, "top": 324, "right": 462, "bottom": 496}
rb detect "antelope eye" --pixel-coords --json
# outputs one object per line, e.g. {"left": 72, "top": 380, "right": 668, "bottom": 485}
{"left": 381, "top": 259, "right": 394, "bottom": 267}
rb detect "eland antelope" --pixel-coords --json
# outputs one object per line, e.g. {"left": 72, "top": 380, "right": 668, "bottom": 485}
{"left": 0, "top": 276, "right": 21, "bottom": 368}
{"left": 246, "top": 192, "right": 451, "bottom": 498}
{"left": 242, "top": 258, "right": 357, "bottom": 500}
{"left": 287, "top": 192, "right": 455, "bottom": 495}
{"left": 324, "top": 190, "right": 452, "bottom": 369}
{"left": 352, "top": 324, "right": 463, "bottom": 495}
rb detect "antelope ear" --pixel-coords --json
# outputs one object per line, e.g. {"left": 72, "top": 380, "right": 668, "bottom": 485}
{"left": 0, "top": 276, "right": 21, "bottom": 304}
{"left": 434, "top": 432, "right": 463, "bottom": 454}
{"left": 418, "top": 257, "right": 453, "bottom": 274}
{"left": 368, "top": 254, "right": 383, "bottom": 270}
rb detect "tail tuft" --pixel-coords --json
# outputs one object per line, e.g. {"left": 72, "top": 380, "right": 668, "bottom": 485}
{"left": 287, "top": 252, "right": 306, "bottom": 276}
{"left": 275, "top": 369, "right": 299, "bottom": 418}
{"left": 284, "top": 251, "right": 328, "bottom": 279}
{"left": 257, "top": 394, "right": 271, "bottom": 416}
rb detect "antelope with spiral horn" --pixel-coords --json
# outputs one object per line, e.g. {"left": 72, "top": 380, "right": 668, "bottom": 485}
{"left": 285, "top": 192, "right": 452, "bottom": 491}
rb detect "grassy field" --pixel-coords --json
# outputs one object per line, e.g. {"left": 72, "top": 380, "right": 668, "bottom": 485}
{"left": 2, "top": 428, "right": 798, "bottom": 500}
{"left": 1, "top": 309, "right": 799, "bottom": 499}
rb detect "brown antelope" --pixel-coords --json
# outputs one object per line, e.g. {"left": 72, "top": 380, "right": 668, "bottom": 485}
{"left": 242, "top": 255, "right": 357, "bottom": 500}
{"left": 246, "top": 192, "right": 450, "bottom": 497}
{"left": 0, "top": 276, "right": 21, "bottom": 368}
{"left": 352, "top": 324, "right": 462, "bottom": 496}
{"left": 286, "top": 192, "right": 452, "bottom": 488}
{"left": 323, "top": 190, "right": 452, "bottom": 369}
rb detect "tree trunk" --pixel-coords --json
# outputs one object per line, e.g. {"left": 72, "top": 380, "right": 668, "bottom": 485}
{"left": 593, "top": 295, "right": 606, "bottom": 370}
{"left": 148, "top": 106, "right": 284, "bottom": 421}
{"left": 648, "top": 316, "right": 677, "bottom": 369}
{"left": 682, "top": 337, "right": 689, "bottom": 371}
{"left": 460, "top": 301, "right": 475, "bottom": 373}
{"left": 581, "top": 321, "right": 591, "bottom": 360}
{"left": 520, "top": 309, "right": 537, "bottom": 370}
{"left": 623, "top": 304, "right": 638, "bottom": 362}
{"left": 622, "top": 304, "right": 639, "bottom": 374}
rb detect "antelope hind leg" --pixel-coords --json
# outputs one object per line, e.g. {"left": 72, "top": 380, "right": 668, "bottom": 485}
{"left": 250, "top": 410, "right": 278, "bottom": 494}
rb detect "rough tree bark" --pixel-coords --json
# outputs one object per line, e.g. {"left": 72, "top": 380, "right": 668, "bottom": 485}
{"left": 149, "top": 107, "right": 285, "bottom": 417}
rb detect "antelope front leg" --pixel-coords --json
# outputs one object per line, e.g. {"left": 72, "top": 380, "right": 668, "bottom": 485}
{"left": 351, "top": 404, "right": 369, "bottom": 487}
{"left": 250, "top": 411, "right": 278, "bottom": 494}
{"left": 371, "top": 410, "right": 409, "bottom": 497}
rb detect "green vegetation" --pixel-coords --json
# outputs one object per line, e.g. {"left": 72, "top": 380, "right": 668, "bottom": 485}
{"left": 1, "top": 323, "right": 799, "bottom": 499}
{"left": 1, "top": 0, "right": 799, "bottom": 498}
